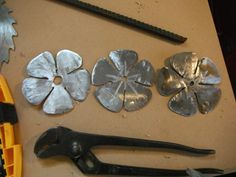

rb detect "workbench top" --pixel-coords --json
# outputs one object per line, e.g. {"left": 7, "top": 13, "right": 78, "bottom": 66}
{"left": 2, "top": 0, "right": 236, "bottom": 176}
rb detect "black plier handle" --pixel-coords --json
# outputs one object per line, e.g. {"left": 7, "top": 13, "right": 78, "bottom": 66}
{"left": 34, "top": 126, "right": 223, "bottom": 176}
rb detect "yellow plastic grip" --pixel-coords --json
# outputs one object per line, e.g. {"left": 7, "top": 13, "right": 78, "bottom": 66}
{"left": 0, "top": 75, "right": 14, "bottom": 104}
{"left": 0, "top": 123, "right": 22, "bottom": 177}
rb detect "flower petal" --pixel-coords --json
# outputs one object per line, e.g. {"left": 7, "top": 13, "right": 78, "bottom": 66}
{"left": 95, "top": 81, "right": 125, "bottom": 112}
{"left": 64, "top": 69, "right": 90, "bottom": 101}
{"left": 198, "top": 57, "right": 221, "bottom": 85}
{"left": 109, "top": 50, "right": 138, "bottom": 76}
{"left": 92, "top": 58, "right": 120, "bottom": 85}
{"left": 195, "top": 85, "right": 221, "bottom": 114}
{"left": 56, "top": 49, "right": 82, "bottom": 76}
{"left": 22, "top": 78, "right": 53, "bottom": 105}
{"left": 124, "top": 81, "right": 152, "bottom": 112}
{"left": 43, "top": 85, "right": 73, "bottom": 114}
{"left": 27, "top": 51, "right": 56, "bottom": 79}
{"left": 157, "top": 67, "right": 186, "bottom": 96}
{"left": 168, "top": 88, "right": 197, "bottom": 116}
{"left": 128, "top": 60, "right": 154, "bottom": 86}
{"left": 170, "top": 52, "right": 199, "bottom": 79}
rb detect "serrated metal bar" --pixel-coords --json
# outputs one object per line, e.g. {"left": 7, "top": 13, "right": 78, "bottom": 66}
{"left": 59, "top": 0, "right": 187, "bottom": 44}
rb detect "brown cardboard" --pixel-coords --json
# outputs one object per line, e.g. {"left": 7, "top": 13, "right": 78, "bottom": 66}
{"left": 2, "top": 0, "right": 236, "bottom": 176}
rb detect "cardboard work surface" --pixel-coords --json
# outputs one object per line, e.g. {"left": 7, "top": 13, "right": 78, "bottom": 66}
{"left": 2, "top": 0, "right": 236, "bottom": 176}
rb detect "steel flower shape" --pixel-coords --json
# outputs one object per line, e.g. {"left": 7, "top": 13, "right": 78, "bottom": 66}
{"left": 92, "top": 50, "right": 154, "bottom": 112}
{"left": 157, "top": 52, "right": 221, "bottom": 116}
{"left": 22, "top": 50, "right": 90, "bottom": 114}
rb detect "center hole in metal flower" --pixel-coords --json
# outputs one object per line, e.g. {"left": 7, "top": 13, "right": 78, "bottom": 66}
{"left": 120, "top": 76, "right": 128, "bottom": 82}
{"left": 189, "top": 81, "right": 195, "bottom": 86}
{"left": 53, "top": 76, "right": 63, "bottom": 85}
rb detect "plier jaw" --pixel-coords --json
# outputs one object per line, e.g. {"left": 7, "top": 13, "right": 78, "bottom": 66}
{"left": 34, "top": 127, "right": 72, "bottom": 158}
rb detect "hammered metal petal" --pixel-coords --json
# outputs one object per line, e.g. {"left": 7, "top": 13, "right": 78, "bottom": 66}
{"left": 27, "top": 51, "right": 56, "bottom": 80}
{"left": 64, "top": 69, "right": 90, "bottom": 101}
{"left": 56, "top": 49, "right": 82, "bottom": 76}
{"left": 43, "top": 85, "right": 73, "bottom": 114}
{"left": 195, "top": 85, "right": 221, "bottom": 114}
{"left": 95, "top": 81, "right": 125, "bottom": 112}
{"left": 22, "top": 50, "right": 90, "bottom": 115}
{"left": 22, "top": 78, "right": 53, "bottom": 105}
{"left": 157, "top": 67, "right": 186, "bottom": 96}
{"left": 92, "top": 58, "right": 120, "bottom": 85}
{"left": 169, "top": 88, "right": 198, "bottom": 116}
{"left": 109, "top": 50, "right": 138, "bottom": 76}
{"left": 198, "top": 57, "right": 221, "bottom": 85}
{"left": 128, "top": 60, "right": 154, "bottom": 86}
{"left": 124, "top": 81, "right": 152, "bottom": 112}
{"left": 157, "top": 52, "right": 221, "bottom": 116}
{"left": 170, "top": 52, "right": 198, "bottom": 79}
{"left": 93, "top": 50, "right": 153, "bottom": 112}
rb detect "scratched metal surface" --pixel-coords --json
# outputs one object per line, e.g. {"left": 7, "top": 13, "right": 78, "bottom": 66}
{"left": 156, "top": 52, "right": 221, "bottom": 116}
{"left": 2, "top": 0, "right": 236, "bottom": 177}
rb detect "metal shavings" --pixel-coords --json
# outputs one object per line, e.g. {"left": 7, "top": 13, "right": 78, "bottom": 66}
{"left": 156, "top": 52, "right": 221, "bottom": 117}
{"left": 0, "top": 0, "right": 17, "bottom": 63}
{"left": 92, "top": 49, "right": 154, "bottom": 112}
{"left": 22, "top": 50, "right": 90, "bottom": 114}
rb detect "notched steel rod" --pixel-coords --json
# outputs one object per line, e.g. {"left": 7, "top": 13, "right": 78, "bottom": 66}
{"left": 58, "top": 0, "right": 187, "bottom": 44}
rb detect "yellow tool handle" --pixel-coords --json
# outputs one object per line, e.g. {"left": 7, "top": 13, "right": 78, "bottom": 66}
{"left": 0, "top": 74, "right": 18, "bottom": 124}
{"left": 0, "top": 74, "right": 22, "bottom": 177}
{"left": 0, "top": 123, "right": 22, "bottom": 177}
{"left": 0, "top": 75, "right": 14, "bottom": 104}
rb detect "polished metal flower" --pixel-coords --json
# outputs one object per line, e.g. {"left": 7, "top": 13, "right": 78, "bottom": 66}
{"left": 22, "top": 50, "right": 90, "bottom": 114}
{"left": 92, "top": 50, "right": 154, "bottom": 112}
{"left": 157, "top": 52, "right": 221, "bottom": 116}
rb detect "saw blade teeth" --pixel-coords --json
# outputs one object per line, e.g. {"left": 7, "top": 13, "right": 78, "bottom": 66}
{"left": 0, "top": 1, "right": 17, "bottom": 63}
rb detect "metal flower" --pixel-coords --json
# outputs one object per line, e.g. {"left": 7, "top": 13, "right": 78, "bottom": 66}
{"left": 157, "top": 52, "right": 221, "bottom": 116}
{"left": 22, "top": 50, "right": 90, "bottom": 114}
{"left": 92, "top": 49, "right": 154, "bottom": 112}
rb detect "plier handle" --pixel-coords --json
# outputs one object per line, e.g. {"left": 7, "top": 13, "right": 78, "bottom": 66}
{"left": 34, "top": 127, "right": 223, "bottom": 176}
